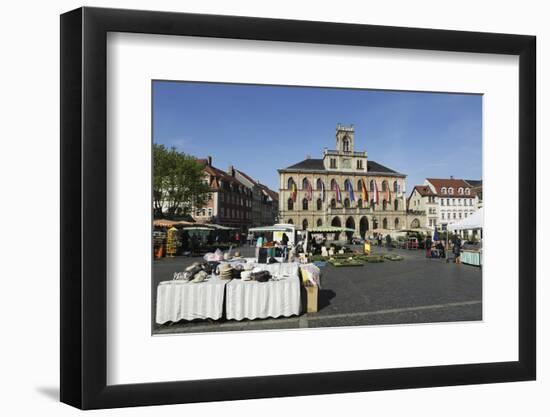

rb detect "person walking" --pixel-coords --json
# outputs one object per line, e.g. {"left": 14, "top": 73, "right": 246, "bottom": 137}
{"left": 385, "top": 234, "right": 392, "bottom": 251}
{"left": 425, "top": 235, "right": 433, "bottom": 258}
{"left": 377, "top": 234, "right": 383, "bottom": 247}
{"left": 453, "top": 236, "right": 462, "bottom": 264}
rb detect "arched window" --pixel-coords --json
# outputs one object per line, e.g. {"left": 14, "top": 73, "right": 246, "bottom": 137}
{"left": 302, "top": 198, "right": 308, "bottom": 210}
{"left": 448, "top": 187, "right": 454, "bottom": 195}
{"left": 369, "top": 180, "right": 375, "bottom": 192}
{"left": 287, "top": 198, "right": 294, "bottom": 210}
{"left": 465, "top": 188, "right": 471, "bottom": 195}
{"left": 330, "top": 178, "right": 338, "bottom": 190}
{"left": 287, "top": 219, "right": 293, "bottom": 224}
{"left": 372, "top": 218, "right": 378, "bottom": 229}
{"left": 393, "top": 181, "right": 398, "bottom": 192}
{"left": 316, "top": 218, "right": 323, "bottom": 226}
{"left": 316, "top": 178, "right": 323, "bottom": 190}
{"left": 382, "top": 199, "right": 387, "bottom": 210}
{"left": 316, "top": 198, "right": 322, "bottom": 211}
{"left": 330, "top": 198, "right": 336, "bottom": 209}
{"left": 394, "top": 218, "right": 400, "bottom": 229}
{"left": 357, "top": 180, "right": 362, "bottom": 191}
{"left": 382, "top": 180, "right": 388, "bottom": 191}
{"left": 302, "top": 177, "right": 309, "bottom": 190}
{"left": 302, "top": 219, "right": 308, "bottom": 230}
{"left": 394, "top": 199, "right": 399, "bottom": 211}
{"left": 343, "top": 138, "right": 350, "bottom": 152}
{"left": 287, "top": 177, "right": 294, "bottom": 189}
{"left": 344, "top": 198, "right": 350, "bottom": 208}
{"left": 441, "top": 187, "right": 447, "bottom": 194}
{"left": 458, "top": 187, "right": 464, "bottom": 195}
{"left": 382, "top": 218, "right": 388, "bottom": 229}
{"left": 357, "top": 199, "right": 363, "bottom": 208}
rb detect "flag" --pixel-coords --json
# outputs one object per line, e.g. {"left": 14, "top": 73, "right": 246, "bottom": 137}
{"left": 374, "top": 181, "right": 379, "bottom": 204}
{"left": 345, "top": 180, "right": 355, "bottom": 202}
{"left": 332, "top": 180, "right": 342, "bottom": 202}
{"left": 321, "top": 180, "right": 326, "bottom": 202}
{"left": 306, "top": 179, "right": 313, "bottom": 201}
{"left": 291, "top": 181, "right": 297, "bottom": 202}
{"left": 361, "top": 179, "right": 368, "bottom": 202}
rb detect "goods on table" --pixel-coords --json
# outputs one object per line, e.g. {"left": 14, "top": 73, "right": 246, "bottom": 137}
{"left": 300, "top": 264, "right": 322, "bottom": 288}
{"left": 384, "top": 254, "right": 404, "bottom": 261}
{"left": 328, "top": 258, "right": 364, "bottom": 267}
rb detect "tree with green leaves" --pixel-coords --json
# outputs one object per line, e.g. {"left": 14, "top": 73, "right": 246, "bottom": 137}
{"left": 153, "top": 144, "right": 210, "bottom": 218}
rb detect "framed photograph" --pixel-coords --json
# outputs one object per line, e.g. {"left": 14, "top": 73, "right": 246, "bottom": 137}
{"left": 60, "top": 6, "right": 536, "bottom": 409}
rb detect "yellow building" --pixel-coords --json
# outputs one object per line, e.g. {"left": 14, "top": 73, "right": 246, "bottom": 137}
{"left": 278, "top": 124, "right": 408, "bottom": 240}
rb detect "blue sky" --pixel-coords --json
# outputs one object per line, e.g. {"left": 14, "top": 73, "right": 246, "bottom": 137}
{"left": 153, "top": 81, "right": 482, "bottom": 192}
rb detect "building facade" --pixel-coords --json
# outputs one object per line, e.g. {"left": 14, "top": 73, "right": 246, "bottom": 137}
{"left": 193, "top": 157, "right": 278, "bottom": 231}
{"left": 407, "top": 177, "right": 479, "bottom": 231}
{"left": 233, "top": 167, "right": 279, "bottom": 227}
{"left": 193, "top": 157, "right": 253, "bottom": 231}
{"left": 278, "top": 124, "right": 408, "bottom": 240}
{"left": 407, "top": 186, "right": 438, "bottom": 230}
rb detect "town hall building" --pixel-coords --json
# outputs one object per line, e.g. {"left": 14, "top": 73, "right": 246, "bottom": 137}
{"left": 278, "top": 124, "right": 408, "bottom": 240}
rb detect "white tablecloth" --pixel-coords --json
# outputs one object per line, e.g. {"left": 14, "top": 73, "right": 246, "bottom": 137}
{"left": 225, "top": 262, "right": 301, "bottom": 320}
{"left": 156, "top": 277, "right": 228, "bottom": 324}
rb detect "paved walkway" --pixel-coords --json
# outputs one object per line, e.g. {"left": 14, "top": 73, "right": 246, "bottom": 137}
{"left": 152, "top": 246, "right": 482, "bottom": 334}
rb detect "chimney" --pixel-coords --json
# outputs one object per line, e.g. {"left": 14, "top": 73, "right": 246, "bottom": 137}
{"left": 228, "top": 165, "right": 234, "bottom": 176}
{"left": 207, "top": 155, "right": 212, "bottom": 166}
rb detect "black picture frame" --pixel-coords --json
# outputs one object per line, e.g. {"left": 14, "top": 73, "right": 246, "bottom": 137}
{"left": 60, "top": 6, "right": 536, "bottom": 410}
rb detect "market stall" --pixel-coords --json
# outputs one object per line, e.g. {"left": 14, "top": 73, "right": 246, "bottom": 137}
{"left": 449, "top": 208, "right": 483, "bottom": 266}
{"left": 225, "top": 262, "right": 301, "bottom": 320}
{"left": 156, "top": 277, "right": 228, "bottom": 323}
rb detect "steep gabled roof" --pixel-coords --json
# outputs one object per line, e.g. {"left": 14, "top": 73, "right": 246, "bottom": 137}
{"left": 411, "top": 185, "right": 436, "bottom": 197}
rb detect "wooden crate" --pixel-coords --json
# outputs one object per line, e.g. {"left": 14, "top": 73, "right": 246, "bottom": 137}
{"left": 305, "top": 284, "right": 318, "bottom": 313}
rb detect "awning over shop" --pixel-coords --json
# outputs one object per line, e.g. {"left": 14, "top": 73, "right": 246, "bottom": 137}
{"left": 307, "top": 226, "right": 355, "bottom": 233}
{"left": 204, "top": 224, "right": 238, "bottom": 230}
{"left": 448, "top": 208, "right": 484, "bottom": 231}
{"left": 153, "top": 219, "right": 195, "bottom": 228}
{"left": 249, "top": 225, "right": 295, "bottom": 233}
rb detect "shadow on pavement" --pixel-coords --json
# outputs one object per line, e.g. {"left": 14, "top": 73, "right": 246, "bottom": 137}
{"left": 318, "top": 289, "right": 336, "bottom": 310}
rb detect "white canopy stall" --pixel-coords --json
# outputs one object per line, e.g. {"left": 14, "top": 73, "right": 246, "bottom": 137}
{"left": 449, "top": 207, "right": 484, "bottom": 231}
{"left": 449, "top": 208, "right": 483, "bottom": 266}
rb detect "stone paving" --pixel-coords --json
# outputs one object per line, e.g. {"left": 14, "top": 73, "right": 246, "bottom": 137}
{"left": 152, "top": 245, "right": 482, "bottom": 334}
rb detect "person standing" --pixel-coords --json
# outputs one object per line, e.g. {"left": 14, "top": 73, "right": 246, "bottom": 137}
{"left": 453, "top": 236, "right": 462, "bottom": 264}
{"left": 385, "top": 234, "right": 392, "bottom": 251}
{"left": 281, "top": 232, "right": 289, "bottom": 262}
{"left": 425, "top": 235, "right": 432, "bottom": 258}
{"left": 255, "top": 233, "right": 264, "bottom": 260}
{"left": 377, "top": 234, "right": 383, "bottom": 247}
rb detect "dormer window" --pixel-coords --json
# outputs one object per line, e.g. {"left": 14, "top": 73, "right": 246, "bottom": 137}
{"left": 441, "top": 187, "right": 447, "bottom": 194}
{"left": 465, "top": 188, "right": 471, "bottom": 195}
{"left": 448, "top": 187, "right": 454, "bottom": 195}
{"left": 458, "top": 187, "right": 464, "bottom": 195}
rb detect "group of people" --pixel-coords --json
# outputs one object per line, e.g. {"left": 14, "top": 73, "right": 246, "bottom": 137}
{"left": 424, "top": 235, "right": 463, "bottom": 263}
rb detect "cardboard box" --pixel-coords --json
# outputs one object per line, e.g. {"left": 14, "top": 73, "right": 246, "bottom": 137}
{"left": 305, "top": 284, "right": 318, "bottom": 313}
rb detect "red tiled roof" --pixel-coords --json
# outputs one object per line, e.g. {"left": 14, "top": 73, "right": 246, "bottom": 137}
{"left": 425, "top": 178, "right": 475, "bottom": 198}
{"left": 411, "top": 185, "right": 436, "bottom": 197}
{"left": 258, "top": 183, "right": 279, "bottom": 201}
{"left": 198, "top": 159, "right": 247, "bottom": 188}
